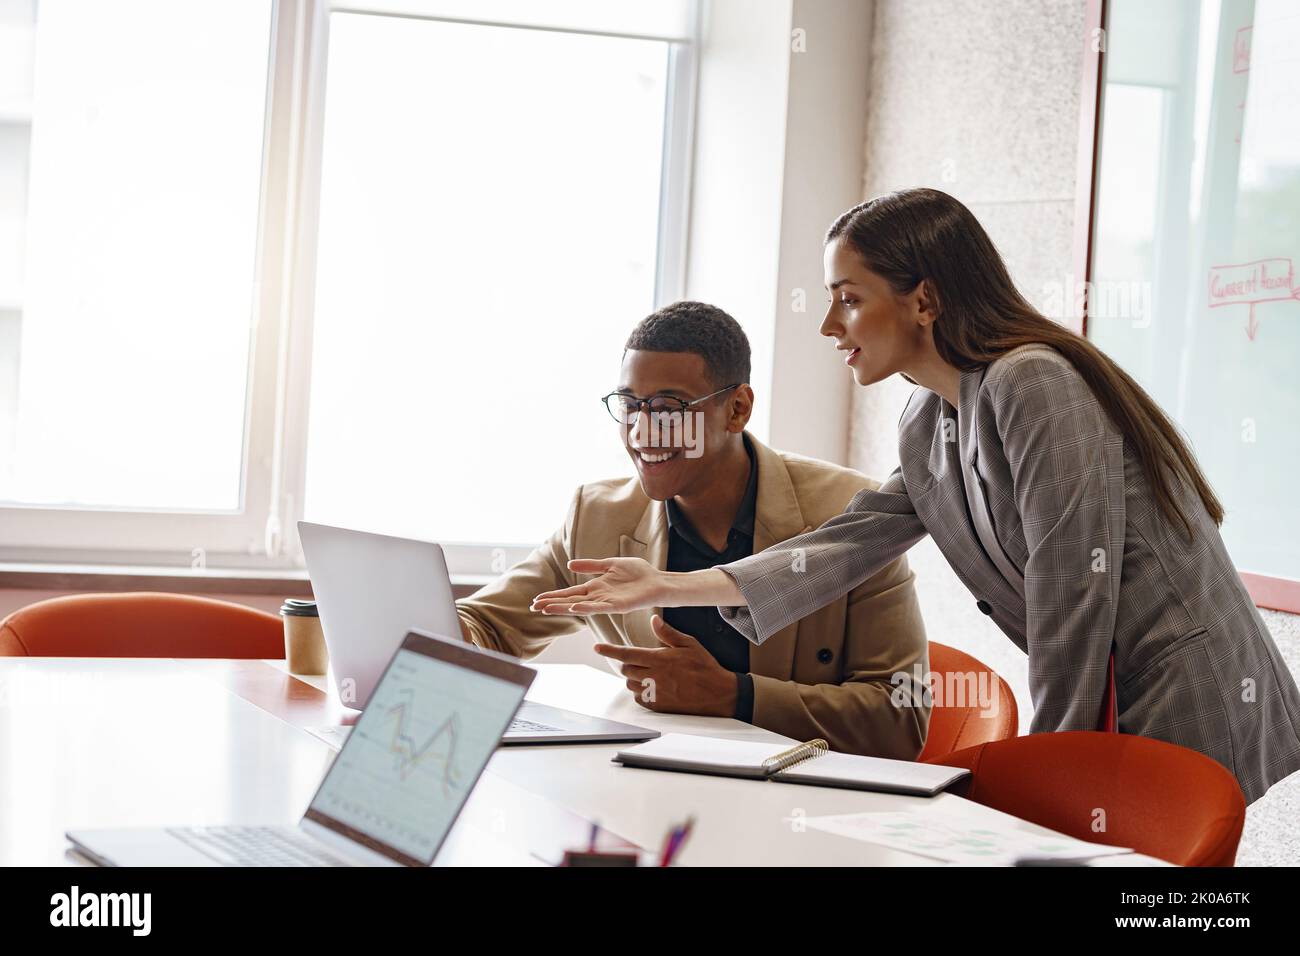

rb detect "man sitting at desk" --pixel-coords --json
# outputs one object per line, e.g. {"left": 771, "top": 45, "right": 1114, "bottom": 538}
{"left": 456, "top": 301, "right": 930, "bottom": 758}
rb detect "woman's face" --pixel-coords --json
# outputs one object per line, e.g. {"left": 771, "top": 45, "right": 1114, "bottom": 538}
{"left": 819, "top": 237, "right": 930, "bottom": 388}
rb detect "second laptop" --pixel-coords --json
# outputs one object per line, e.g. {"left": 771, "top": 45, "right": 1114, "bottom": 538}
{"left": 298, "top": 520, "right": 658, "bottom": 745}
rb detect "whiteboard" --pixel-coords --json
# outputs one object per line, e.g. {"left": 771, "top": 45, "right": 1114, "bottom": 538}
{"left": 1088, "top": 0, "right": 1300, "bottom": 584}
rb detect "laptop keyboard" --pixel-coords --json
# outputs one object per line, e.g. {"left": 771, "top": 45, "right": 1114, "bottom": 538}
{"left": 508, "top": 716, "right": 563, "bottom": 733}
{"left": 167, "top": 826, "right": 352, "bottom": 867}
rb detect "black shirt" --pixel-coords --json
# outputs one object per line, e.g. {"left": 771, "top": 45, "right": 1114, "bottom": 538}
{"left": 663, "top": 434, "right": 758, "bottom": 722}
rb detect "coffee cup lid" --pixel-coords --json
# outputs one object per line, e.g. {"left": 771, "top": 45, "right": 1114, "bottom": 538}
{"left": 280, "top": 598, "right": 319, "bottom": 617}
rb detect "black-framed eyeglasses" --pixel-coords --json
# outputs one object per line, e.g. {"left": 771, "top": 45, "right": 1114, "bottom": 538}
{"left": 600, "top": 384, "right": 742, "bottom": 424}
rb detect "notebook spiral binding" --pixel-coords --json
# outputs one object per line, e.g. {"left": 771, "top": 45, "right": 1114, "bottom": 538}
{"left": 761, "top": 738, "right": 829, "bottom": 773}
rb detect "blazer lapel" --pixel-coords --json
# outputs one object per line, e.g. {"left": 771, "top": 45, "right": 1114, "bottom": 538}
{"left": 952, "top": 367, "right": 1027, "bottom": 610}
{"left": 619, "top": 434, "right": 807, "bottom": 675}
{"left": 746, "top": 435, "right": 808, "bottom": 680}
{"left": 619, "top": 498, "right": 668, "bottom": 648}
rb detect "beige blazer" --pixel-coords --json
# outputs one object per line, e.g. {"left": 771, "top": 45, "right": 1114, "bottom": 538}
{"left": 456, "top": 433, "right": 931, "bottom": 759}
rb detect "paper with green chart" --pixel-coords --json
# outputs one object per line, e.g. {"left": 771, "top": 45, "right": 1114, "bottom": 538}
{"left": 801, "top": 809, "right": 1133, "bottom": 865}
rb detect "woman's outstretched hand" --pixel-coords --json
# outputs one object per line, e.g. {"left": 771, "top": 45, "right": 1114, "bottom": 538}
{"left": 530, "top": 557, "right": 665, "bottom": 616}
{"left": 531, "top": 561, "right": 747, "bottom": 616}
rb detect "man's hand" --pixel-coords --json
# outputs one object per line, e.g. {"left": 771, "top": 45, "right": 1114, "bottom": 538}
{"left": 594, "top": 614, "right": 738, "bottom": 717}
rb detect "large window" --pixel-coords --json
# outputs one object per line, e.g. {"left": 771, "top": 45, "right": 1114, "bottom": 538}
{"left": 1089, "top": 0, "right": 1300, "bottom": 587}
{"left": 2, "top": 0, "right": 272, "bottom": 512}
{"left": 0, "top": 1, "right": 698, "bottom": 571}
{"left": 305, "top": 13, "right": 669, "bottom": 546}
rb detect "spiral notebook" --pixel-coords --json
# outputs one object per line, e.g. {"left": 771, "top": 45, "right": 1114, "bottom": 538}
{"left": 613, "top": 733, "right": 970, "bottom": 797}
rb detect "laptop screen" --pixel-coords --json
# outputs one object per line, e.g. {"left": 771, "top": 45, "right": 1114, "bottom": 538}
{"left": 304, "top": 640, "right": 528, "bottom": 865}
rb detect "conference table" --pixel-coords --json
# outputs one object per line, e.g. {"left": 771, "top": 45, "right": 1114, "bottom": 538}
{"left": 0, "top": 657, "right": 1169, "bottom": 866}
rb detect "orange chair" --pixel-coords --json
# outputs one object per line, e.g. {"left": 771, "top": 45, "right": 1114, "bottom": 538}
{"left": 927, "top": 731, "right": 1246, "bottom": 866}
{"left": 918, "top": 642, "right": 1019, "bottom": 761}
{"left": 0, "top": 592, "right": 284, "bottom": 659}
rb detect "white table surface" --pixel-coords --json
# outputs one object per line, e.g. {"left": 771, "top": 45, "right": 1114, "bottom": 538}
{"left": 0, "top": 658, "right": 1170, "bottom": 866}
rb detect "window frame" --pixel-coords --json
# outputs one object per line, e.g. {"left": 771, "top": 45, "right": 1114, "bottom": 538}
{"left": 0, "top": 0, "right": 701, "bottom": 576}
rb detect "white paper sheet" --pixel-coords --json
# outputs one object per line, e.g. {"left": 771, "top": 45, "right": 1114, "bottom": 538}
{"left": 803, "top": 809, "right": 1134, "bottom": 866}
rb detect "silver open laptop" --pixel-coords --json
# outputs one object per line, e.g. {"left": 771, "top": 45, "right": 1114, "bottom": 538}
{"left": 68, "top": 631, "right": 535, "bottom": 866}
{"left": 297, "top": 520, "right": 658, "bottom": 745}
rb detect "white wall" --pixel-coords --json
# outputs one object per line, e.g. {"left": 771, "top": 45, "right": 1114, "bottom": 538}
{"left": 767, "top": 0, "right": 873, "bottom": 463}
{"left": 685, "top": 0, "right": 870, "bottom": 465}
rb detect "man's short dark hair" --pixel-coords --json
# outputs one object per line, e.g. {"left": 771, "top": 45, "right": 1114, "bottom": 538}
{"left": 623, "top": 301, "right": 751, "bottom": 389}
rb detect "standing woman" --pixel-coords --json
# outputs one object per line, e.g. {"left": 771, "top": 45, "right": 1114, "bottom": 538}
{"left": 533, "top": 188, "right": 1300, "bottom": 804}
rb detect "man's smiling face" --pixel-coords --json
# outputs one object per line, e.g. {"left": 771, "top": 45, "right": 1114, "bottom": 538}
{"left": 614, "top": 349, "right": 744, "bottom": 501}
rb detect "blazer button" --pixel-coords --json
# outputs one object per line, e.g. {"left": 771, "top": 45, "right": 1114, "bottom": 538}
{"left": 976, "top": 599, "right": 993, "bottom": 616}
{"left": 817, "top": 648, "right": 833, "bottom": 664}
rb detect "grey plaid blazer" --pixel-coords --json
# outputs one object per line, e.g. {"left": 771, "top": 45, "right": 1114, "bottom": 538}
{"left": 720, "top": 343, "right": 1300, "bottom": 803}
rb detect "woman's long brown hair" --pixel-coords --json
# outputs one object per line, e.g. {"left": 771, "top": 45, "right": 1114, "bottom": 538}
{"left": 827, "top": 187, "right": 1223, "bottom": 541}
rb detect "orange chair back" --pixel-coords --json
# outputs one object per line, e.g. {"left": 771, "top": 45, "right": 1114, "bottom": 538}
{"left": 0, "top": 592, "right": 284, "bottom": 659}
{"left": 928, "top": 731, "right": 1246, "bottom": 866}
{"left": 918, "top": 642, "right": 1019, "bottom": 761}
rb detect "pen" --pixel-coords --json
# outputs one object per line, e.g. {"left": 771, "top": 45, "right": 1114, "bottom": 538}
{"left": 660, "top": 815, "right": 695, "bottom": 867}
